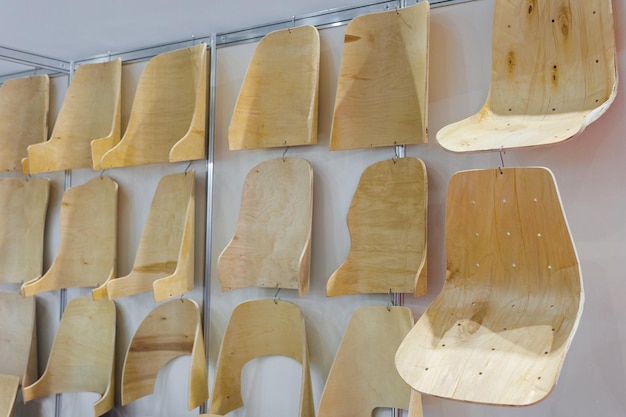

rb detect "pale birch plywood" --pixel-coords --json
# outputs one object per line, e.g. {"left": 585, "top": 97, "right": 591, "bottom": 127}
{"left": 23, "top": 60, "right": 121, "bottom": 174}
{"left": 228, "top": 25, "right": 319, "bottom": 150}
{"left": 0, "top": 75, "right": 48, "bottom": 172}
{"left": 209, "top": 299, "right": 314, "bottom": 417}
{"left": 437, "top": 0, "right": 617, "bottom": 152}
{"left": 0, "top": 292, "right": 37, "bottom": 387}
{"left": 329, "top": 2, "right": 429, "bottom": 150}
{"left": 318, "top": 306, "right": 423, "bottom": 417}
{"left": 121, "top": 298, "right": 208, "bottom": 410}
{"left": 0, "top": 375, "right": 19, "bottom": 417}
{"left": 327, "top": 158, "right": 427, "bottom": 297}
{"left": 395, "top": 167, "right": 583, "bottom": 406}
{"left": 21, "top": 176, "right": 118, "bottom": 300}
{"left": 22, "top": 296, "right": 116, "bottom": 417}
{"left": 98, "top": 44, "right": 207, "bottom": 168}
{"left": 107, "top": 171, "right": 194, "bottom": 302}
{"left": 0, "top": 178, "right": 49, "bottom": 284}
{"left": 217, "top": 158, "right": 313, "bottom": 295}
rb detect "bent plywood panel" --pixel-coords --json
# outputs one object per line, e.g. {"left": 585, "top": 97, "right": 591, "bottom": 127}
{"left": 437, "top": 0, "right": 617, "bottom": 152}
{"left": 0, "top": 178, "right": 49, "bottom": 284}
{"left": 327, "top": 158, "right": 427, "bottom": 297}
{"left": 21, "top": 176, "right": 117, "bottom": 299}
{"left": 107, "top": 172, "right": 194, "bottom": 302}
{"left": 0, "top": 75, "right": 48, "bottom": 172}
{"left": 228, "top": 25, "right": 319, "bottom": 150}
{"left": 23, "top": 60, "right": 121, "bottom": 174}
{"left": 217, "top": 158, "right": 313, "bottom": 295}
{"left": 330, "top": 2, "right": 429, "bottom": 150}
{"left": 395, "top": 167, "right": 583, "bottom": 406}
{"left": 0, "top": 292, "right": 37, "bottom": 387}
{"left": 0, "top": 375, "right": 19, "bottom": 417}
{"left": 98, "top": 44, "right": 207, "bottom": 168}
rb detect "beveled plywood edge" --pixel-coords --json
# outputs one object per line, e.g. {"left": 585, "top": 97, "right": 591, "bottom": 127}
{"left": 189, "top": 299, "right": 209, "bottom": 409}
{"left": 0, "top": 374, "right": 20, "bottom": 417}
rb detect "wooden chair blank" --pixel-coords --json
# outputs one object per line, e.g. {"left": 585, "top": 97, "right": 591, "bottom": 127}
{"left": 330, "top": 2, "right": 429, "bottom": 150}
{"left": 395, "top": 167, "right": 583, "bottom": 406}
{"left": 437, "top": 0, "right": 617, "bottom": 152}
{"left": 23, "top": 60, "right": 121, "bottom": 174}
{"left": 318, "top": 306, "right": 423, "bottom": 417}
{"left": 22, "top": 296, "right": 116, "bottom": 417}
{"left": 21, "top": 176, "right": 117, "bottom": 300}
{"left": 107, "top": 171, "right": 194, "bottom": 302}
{"left": 0, "top": 178, "right": 49, "bottom": 284}
{"left": 209, "top": 299, "right": 314, "bottom": 417}
{"left": 228, "top": 25, "right": 319, "bottom": 150}
{"left": 217, "top": 158, "right": 313, "bottom": 295}
{"left": 98, "top": 44, "right": 207, "bottom": 168}
{"left": 327, "top": 158, "right": 427, "bottom": 297}
{"left": 0, "top": 75, "right": 48, "bottom": 172}
{"left": 121, "top": 298, "right": 208, "bottom": 410}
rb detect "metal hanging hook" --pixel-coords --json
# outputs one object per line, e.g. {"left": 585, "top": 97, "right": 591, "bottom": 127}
{"left": 499, "top": 146, "right": 506, "bottom": 175}
{"left": 274, "top": 287, "right": 281, "bottom": 304}
{"left": 289, "top": 15, "right": 295, "bottom": 33}
{"left": 185, "top": 161, "right": 193, "bottom": 174}
{"left": 387, "top": 289, "right": 396, "bottom": 311}
{"left": 282, "top": 145, "right": 290, "bottom": 162}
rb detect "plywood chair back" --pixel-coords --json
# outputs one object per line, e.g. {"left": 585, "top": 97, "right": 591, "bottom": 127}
{"left": 107, "top": 171, "right": 194, "bottom": 301}
{"left": 217, "top": 158, "right": 313, "bottom": 295}
{"left": 330, "top": 2, "right": 429, "bottom": 150}
{"left": 98, "top": 44, "right": 207, "bottom": 168}
{"left": 0, "top": 292, "right": 37, "bottom": 386}
{"left": 121, "top": 298, "right": 208, "bottom": 409}
{"left": 0, "top": 75, "right": 48, "bottom": 172}
{"left": 395, "top": 167, "right": 583, "bottom": 405}
{"left": 21, "top": 176, "right": 118, "bottom": 300}
{"left": 327, "top": 158, "right": 427, "bottom": 297}
{"left": 22, "top": 296, "right": 116, "bottom": 417}
{"left": 228, "top": 25, "right": 319, "bottom": 150}
{"left": 209, "top": 299, "right": 314, "bottom": 417}
{"left": 0, "top": 178, "right": 49, "bottom": 284}
{"left": 23, "top": 59, "right": 121, "bottom": 174}
{"left": 318, "top": 306, "right": 423, "bottom": 417}
{"left": 437, "top": 0, "right": 617, "bottom": 152}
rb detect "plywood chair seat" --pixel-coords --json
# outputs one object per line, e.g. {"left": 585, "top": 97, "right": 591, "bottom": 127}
{"left": 330, "top": 1, "right": 429, "bottom": 150}
{"left": 327, "top": 158, "right": 427, "bottom": 297}
{"left": 209, "top": 299, "right": 314, "bottom": 417}
{"left": 218, "top": 157, "right": 313, "bottom": 295}
{"left": 121, "top": 298, "right": 208, "bottom": 410}
{"left": 395, "top": 167, "right": 583, "bottom": 406}
{"left": 436, "top": 0, "right": 617, "bottom": 152}
{"left": 107, "top": 171, "right": 194, "bottom": 302}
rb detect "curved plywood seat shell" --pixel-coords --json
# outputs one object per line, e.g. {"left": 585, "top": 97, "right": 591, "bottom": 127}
{"left": 0, "top": 375, "right": 19, "bottom": 417}
{"left": 98, "top": 44, "right": 207, "bottom": 168}
{"left": 395, "top": 167, "right": 583, "bottom": 405}
{"left": 0, "top": 75, "right": 48, "bottom": 172}
{"left": 0, "top": 292, "right": 37, "bottom": 386}
{"left": 437, "top": 0, "right": 617, "bottom": 152}
{"left": 318, "top": 306, "right": 422, "bottom": 417}
{"left": 228, "top": 26, "right": 319, "bottom": 150}
{"left": 217, "top": 158, "right": 313, "bottom": 295}
{"left": 23, "top": 60, "right": 121, "bottom": 174}
{"left": 209, "top": 299, "right": 314, "bottom": 417}
{"left": 107, "top": 172, "right": 194, "bottom": 302}
{"left": 327, "top": 158, "right": 427, "bottom": 297}
{"left": 0, "top": 178, "right": 49, "bottom": 284}
{"left": 121, "top": 298, "right": 208, "bottom": 409}
{"left": 21, "top": 176, "right": 118, "bottom": 300}
{"left": 330, "top": 2, "right": 429, "bottom": 150}
{"left": 22, "top": 296, "right": 116, "bottom": 417}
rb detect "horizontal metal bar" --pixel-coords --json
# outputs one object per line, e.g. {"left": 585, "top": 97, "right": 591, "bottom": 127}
{"left": 0, "top": 45, "right": 70, "bottom": 73}
{"left": 0, "top": 69, "right": 65, "bottom": 84}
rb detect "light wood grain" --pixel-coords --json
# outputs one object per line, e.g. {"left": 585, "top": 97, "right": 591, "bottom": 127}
{"left": 98, "top": 44, "right": 207, "bottom": 168}
{"left": 0, "top": 178, "right": 49, "bottom": 284}
{"left": 23, "top": 60, "right": 121, "bottom": 174}
{"left": 121, "top": 298, "right": 208, "bottom": 409}
{"left": 327, "top": 158, "right": 427, "bottom": 297}
{"left": 437, "top": 0, "right": 617, "bottom": 152}
{"left": 318, "top": 306, "right": 423, "bottom": 417}
{"left": 0, "top": 75, "right": 48, "bottom": 172}
{"left": 107, "top": 171, "right": 194, "bottom": 302}
{"left": 395, "top": 167, "right": 583, "bottom": 406}
{"left": 217, "top": 158, "right": 313, "bottom": 295}
{"left": 21, "top": 176, "right": 117, "bottom": 299}
{"left": 228, "top": 25, "right": 319, "bottom": 150}
{"left": 330, "top": 2, "right": 429, "bottom": 150}
{"left": 209, "top": 299, "right": 314, "bottom": 417}
{"left": 0, "top": 292, "right": 37, "bottom": 387}
{"left": 0, "top": 374, "right": 19, "bottom": 417}
{"left": 22, "top": 296, "right": 116, "bottom": 417}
